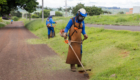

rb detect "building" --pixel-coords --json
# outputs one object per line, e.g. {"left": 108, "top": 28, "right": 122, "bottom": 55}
{"left": 133, "top": 6, "right": 140, "bottom": 14}
{"left": 126, "top": 6, "right": 140, "bottom": 14}
{"left": 126, "top": 8, "right": 133, "bottom": 14}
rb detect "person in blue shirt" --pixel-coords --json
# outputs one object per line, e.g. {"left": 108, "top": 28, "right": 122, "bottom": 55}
{"left": 63, "top": 8, "right": 88, "bottom": 72}
{"left": 46, "top": 16, "right": 56, "bottom": 39}
{"left": 11, "top": 19, "right": 13, "bottom": 24}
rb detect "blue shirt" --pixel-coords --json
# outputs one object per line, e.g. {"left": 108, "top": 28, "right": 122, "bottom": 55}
{"left": 46, "top": 18, "right": 56, "bottom": 27}
{"left": 64, "top": 17, "right": 86, "bottom": 35}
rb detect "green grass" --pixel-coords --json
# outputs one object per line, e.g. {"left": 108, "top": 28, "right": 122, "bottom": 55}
{"left": 21, "top": 16, "right": 140, "bottom": 80}
{"left": 85, "top": 14, "right": 140, "bottom": 26}
{"left": 0, "top": 23, "right": 5, "bottom": 28}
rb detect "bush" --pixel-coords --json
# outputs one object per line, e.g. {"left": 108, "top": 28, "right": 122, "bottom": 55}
{"left": 0, "top": 17, "right": 2, "bottom": 22}
{"left": 0, "top": 23, "right": 5, "bottom": 28}
{"left": 55, "top": 11, "right": 63, "bottom": 16}
{"left": 12, "top": 16, "right": 19, "bottom": 21}
{"left": 40, "top": 10, "right": 50, "bottom": 18}
{"left": 115, "top": 18, "right": 127, "bottom": 23}
{"left": 32, "top": 14, "right": 39, "bottom": 18}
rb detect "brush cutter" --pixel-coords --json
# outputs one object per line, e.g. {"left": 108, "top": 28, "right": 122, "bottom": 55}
{"left": 65, "top": 39, "right": 91, "bottom": 78}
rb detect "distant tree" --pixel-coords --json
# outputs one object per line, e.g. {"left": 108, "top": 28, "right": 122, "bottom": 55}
{"left": 103, "top": 11, "right": 112, "bottom": 14}
{"left": 44, "top": 7, "right": 52, "bottom": 11}
{"left": 40, "top": 10, "right": 50, "bottom": 18}
{"left": 72, "top": 3, "right": 103, "bottom": 16}
{"left": 72, "top": 3, "right": 85, "bottom": 15}
{"left": 118, "top": 11, "right": 124, "bottom": 14}
{"left": 55, "top": 11, "right": 63, "bottom": 16}
{"left": 10, "top": 10, "right": 22, "bottom": 17}
{"left": 32, "top": 14, "right": 39, "bottom": 18}
{"left": 85, "top": 6, "right": 103, "bottom": 16}
{"left": 58, "top": 7, "right": 62, "bottom": 11}
{"left": 0, "top": 0, "right": 38, "bottom": 17}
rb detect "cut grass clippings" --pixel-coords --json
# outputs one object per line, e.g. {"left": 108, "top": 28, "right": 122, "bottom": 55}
{"left": 22, "top": 16, "right": 140, "bottom": 80}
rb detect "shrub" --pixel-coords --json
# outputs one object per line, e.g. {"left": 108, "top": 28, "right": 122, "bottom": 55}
{"left": 115, "top": 18, "right": 127, "bottom": 23}
{"left": 0, "top": 17, "right": 2, "bottom": 22}
{"left": 32, "top": 14, "right": 39, "bottom": 18}
{"left": 55, "top": 11, "right": 63, "bottom": 16}
{"left": 12, "top": 16, "right": 19, "bottom": 21}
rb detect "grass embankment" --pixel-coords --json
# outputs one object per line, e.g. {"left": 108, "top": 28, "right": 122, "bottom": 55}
{"left": 21, "top": 17, "right": 140, "bottom": 80}
{"left": 85, "top": 14, "right": 140, "bottom": 26}
{"left": 0, "top": 17, "right": 10, "bottom": 28}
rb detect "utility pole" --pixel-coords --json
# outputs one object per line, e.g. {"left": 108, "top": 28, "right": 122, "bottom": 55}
{"left": 42, "top": 0, "right": 44, "bottom": 21}
{"left": 65, "top": 0, "right": 67, "bottom": 17}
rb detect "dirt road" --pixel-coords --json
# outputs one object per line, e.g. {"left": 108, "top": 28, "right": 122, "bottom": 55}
{"left": 0, "top": 22, "right": 87, "bottom": 80}
{"left": 85, "top": 24, "right": 140, "bottom": 31}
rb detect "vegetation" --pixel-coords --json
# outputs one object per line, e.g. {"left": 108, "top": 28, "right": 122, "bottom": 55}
{"left": 0, "top": 17, "right": 2, "bottom": 22}
{"left": 12, "top": 16, "right": 19, "bottom": 21}
{"left": 21, "top": 16, "right": 140, "bottom": 80}
{"left": 55, "top": 11, "right": 63, "bottom": 16}
{"left": 10, "top": 10, "right": 22, "bottom": 18}
{"left": 32, "top": 14, "right": 39, "bottom": 18}
{"left": 0, "top": 23, "right": 5, "bottom": 28}
{"left": 85, "top": 14, "right": 140, "bottom": 26}
{"left": 72, "top": 3, "right": 103, "bottom": 16}
{"left": 0, "top": 0, "right": 38, "bottom": 16}
{"left": 40, "top": 10, "right": 50, "bottom": 18}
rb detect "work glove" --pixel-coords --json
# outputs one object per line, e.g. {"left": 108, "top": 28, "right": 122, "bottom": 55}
{"left": 63, "top": 32, "right": 67, "bottom": 39}
{"left": 84, "top": 34, "right": 88, "bottom": 40}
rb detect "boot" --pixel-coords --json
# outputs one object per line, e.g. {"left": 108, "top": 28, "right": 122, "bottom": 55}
{"left": 48, "top": 35, "right": 50, "bottom": 39}
{"left": 77, "top": 64, "right": 82, "bottom": 67}
{"left": 70, "top": 64, "right": 76, "bottom": 72}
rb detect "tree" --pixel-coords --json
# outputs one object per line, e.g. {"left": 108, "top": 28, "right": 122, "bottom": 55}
{"left": 40, "top": 10, "right": 50, "bottom": 18}
{"left": 58, "top": 7, "right": 62, "bottom": 11}
{"left": 103, "top": 11, "right": 112, "bottom": 14}
{"left": 85, "top": 6, "right": 103, "bottom": 16}
{"left": 72, "top": 3, "right": 103, "bottom": 16}
{"left": 72, "top": 3, "right": 84, "bottom": 15}
{"left": 10, "top": 10, "right": 22, "bottom": 17}
{"left": 55, "top": 11, "right": 63, "bottom": 16}
{"left": 0, "top": 0, "right": 38, "bottom": 17}
{"left": 118, "top": 11, "right": 124, "bottom": 14}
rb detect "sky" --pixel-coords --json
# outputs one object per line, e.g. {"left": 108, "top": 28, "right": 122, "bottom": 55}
{"left": 37, "top": 0, "right": 140, "bottom": 8}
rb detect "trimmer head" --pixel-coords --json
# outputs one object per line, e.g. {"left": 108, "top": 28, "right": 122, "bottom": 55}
{"left": 84, "top": 73, "right": 89, "bottom": 79}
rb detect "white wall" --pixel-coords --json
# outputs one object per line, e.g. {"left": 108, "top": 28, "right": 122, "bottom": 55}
{"left": 133, "top": 6, "right": 140, "bottom": 14}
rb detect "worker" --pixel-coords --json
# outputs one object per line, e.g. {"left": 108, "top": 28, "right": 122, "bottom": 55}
{"left": 46, "top": 15, "right": 56, "bottom": 39}
{"left": 11, "top": 19, "right": 13, "bottom": 24}
{"left": 63, "top": 8, "right": 88, "bottom": 72}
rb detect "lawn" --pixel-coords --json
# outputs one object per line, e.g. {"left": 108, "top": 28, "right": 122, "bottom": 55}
{"left": 21, "top": 16, "right": 140, "bottom": 80}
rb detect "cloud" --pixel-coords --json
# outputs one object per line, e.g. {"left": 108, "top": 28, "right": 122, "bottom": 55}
{"left": 37, "top": 0, "right": 140, "bottom": 8}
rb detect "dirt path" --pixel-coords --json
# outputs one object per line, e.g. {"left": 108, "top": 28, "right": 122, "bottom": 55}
{"left": 85, "top": 24, "right": 140, "bottom": 31}
{"left": 0, "top": 22, "right": 87, "bottom": 80}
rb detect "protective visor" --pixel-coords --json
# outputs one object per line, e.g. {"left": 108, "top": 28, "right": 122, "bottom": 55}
{"left": 80, "top": 12, "right": 88, "bottom": 17}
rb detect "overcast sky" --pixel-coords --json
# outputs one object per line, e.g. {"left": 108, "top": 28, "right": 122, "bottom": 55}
{"left": 37, "top": 0, "right": 140, "bottom": 8}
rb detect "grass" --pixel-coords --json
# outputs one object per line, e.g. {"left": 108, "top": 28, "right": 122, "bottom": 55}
{"left": 85, "top": 14, "right": 140, "bottom": 26}
{"left": 21, "top": 16, "right": 140, "bottom": 80}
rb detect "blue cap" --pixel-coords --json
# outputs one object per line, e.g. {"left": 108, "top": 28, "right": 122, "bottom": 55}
{"left": 80, "top": 12, "right": 88, "bottom": 17}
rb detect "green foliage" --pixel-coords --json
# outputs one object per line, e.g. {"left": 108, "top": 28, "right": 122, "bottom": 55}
{"left": 40, "top": 10, "right": 50, "bottom": 18}
{"left": 10, "top": 10, "right": 22, "bottom": 18}
{"left": 72, "top": 3, "right": 85, "bottom": 15}
{"left": 0, "top": 23, "right": 5, "bottom": 28}
{"left": 0, "top": 17, "right": 2, "bottom": 22}
{"left": 12, "top": 16, "right": 19, "bottom": 21}
{"left": 0, "top": 0, "right": 38, "bottom": 16}
{"left": 118, "top": 11, "right": 124, "bottom": 14}
{"left": 55, "top": 11, "right": 63, "bottom": 16}
{"left": 22, "top": 17, "right": 140, "bottom": 80}
{"left": 85, "top": 6, "right": 103, "bottom": 16}
{"left": 72, "top": 3, "right": 103, "bottom": 16}
{"left": 32, "top": 14, "right": 39, "bottom": 18}
{"left": 116, "top": 17, "right": 127, "bottom": 23}
{"left": 85, "top": 14, "right": 140, "bottom": 26}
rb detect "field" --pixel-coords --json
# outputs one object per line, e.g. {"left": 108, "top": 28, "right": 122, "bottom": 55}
{"left": 21, "top": 15, "right": 140, "bottom": 80}
{"left": 85, "top": 14, "right": 140, "bottom": 26}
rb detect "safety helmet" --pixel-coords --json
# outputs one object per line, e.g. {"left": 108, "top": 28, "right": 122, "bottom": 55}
{"left": 77, "top": 8, "right": 88, "bottom": 17}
